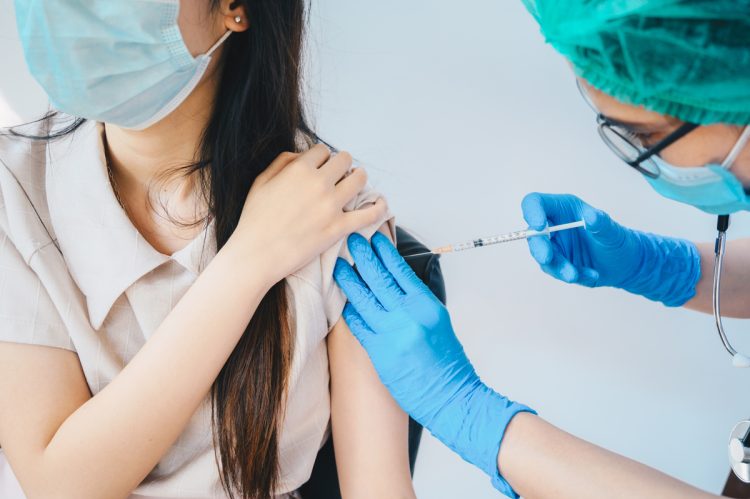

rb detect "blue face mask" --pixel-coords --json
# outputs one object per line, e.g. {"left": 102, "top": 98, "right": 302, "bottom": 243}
{"left": 14, "top": 0, "right": 231, "bottom": 130}
{"left": 645, "top": 126, "right": 750, "bottom": 215}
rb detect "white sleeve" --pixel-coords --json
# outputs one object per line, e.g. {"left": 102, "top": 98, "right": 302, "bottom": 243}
{"left": 320, "top": 184, "right": 395, "bottom": 330}
{"left": 0, "top": 228, "right": 76, "bottom": 352}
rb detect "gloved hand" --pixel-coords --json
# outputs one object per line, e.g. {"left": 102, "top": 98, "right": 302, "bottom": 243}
{"left": 521, "top": 193, "right": 701, "bottom": 307}
{"left": 334, "top": 232, "right": 535, "bottom": 498}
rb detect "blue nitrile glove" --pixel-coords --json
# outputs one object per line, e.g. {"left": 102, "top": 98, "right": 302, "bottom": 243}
{"left": 334, "top": 232, "right": 535, "bottom": 498}
{"left": 521, "top": 193, "right": 702, "bottom": 307}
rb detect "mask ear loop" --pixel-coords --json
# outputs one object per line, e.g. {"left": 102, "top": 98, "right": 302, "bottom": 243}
{"left": 721, "top": 125, "right": 750, "bottom": 169}
{"left": 205, "top": 30, "right": 233, "bottom": 58}
{"left": 125, "top": 30, "right": 233, "bottom": 131}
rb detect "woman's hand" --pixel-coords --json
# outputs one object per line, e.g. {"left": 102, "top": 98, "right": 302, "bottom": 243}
{"left": 225, "top": 144, "right": 387, "bottom": 285}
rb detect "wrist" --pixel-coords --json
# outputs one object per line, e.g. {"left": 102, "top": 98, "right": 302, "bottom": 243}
{"left": 427, "top": 379, "right": 535, "bottom": 497}
{"left": 624, "top": 232, "right": 701, "bottom": 307}
{"left": 216, "top": 239, "right": 281, "bottom": 292}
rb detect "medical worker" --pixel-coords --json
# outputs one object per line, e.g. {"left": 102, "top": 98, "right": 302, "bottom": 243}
{"left": 333, "top": 1, "right": 750, "bottom": 498}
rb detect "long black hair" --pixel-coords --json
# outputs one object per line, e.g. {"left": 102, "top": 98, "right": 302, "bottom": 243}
{"left": 202, "top": 1, "right": 311, "bottom": 498}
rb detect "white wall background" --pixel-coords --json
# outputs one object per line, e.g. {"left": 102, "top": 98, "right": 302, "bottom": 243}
{"left": 3, "top": 1, "right": 750, "bottom": 497}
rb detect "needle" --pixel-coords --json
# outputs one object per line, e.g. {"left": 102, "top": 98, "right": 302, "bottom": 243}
{"left": 402, "top": 220, "right": 586, "bottom": 259}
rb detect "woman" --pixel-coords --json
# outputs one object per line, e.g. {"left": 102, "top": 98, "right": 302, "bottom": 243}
{"left": 0, "top": 1, "right": 416, "bottom": 498}
{"left": 331, "top": 1, "right": 750, "bottom": 498}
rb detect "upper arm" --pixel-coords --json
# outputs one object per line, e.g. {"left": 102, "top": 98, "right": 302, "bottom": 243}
{"left": 0, "top": 229, "right": 91, "bottom": 496}
{"left": 327, "top": 225, "right": 415, "bottom": 499}
{"left": 327, "top": 318, "right": 414, "bottom": 499}
{"left": 0, "top": 342, "right": 91, "bottom": 497}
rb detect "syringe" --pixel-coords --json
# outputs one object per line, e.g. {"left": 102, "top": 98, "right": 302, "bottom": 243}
{"left": 404, "top": 220, "right": 586, "bottom": 258}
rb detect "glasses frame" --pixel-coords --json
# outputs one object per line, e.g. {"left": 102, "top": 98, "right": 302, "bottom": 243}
{"left": 575, "top": 79, "right": 700, "bottom": 179}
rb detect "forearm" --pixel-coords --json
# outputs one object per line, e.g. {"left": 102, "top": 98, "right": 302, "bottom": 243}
{"left": 40, "top": 245, "right": 274, "bottom": 498}
{"left": 498, "top": 413, "right": 715, "bottom": 499}
{"left": 684, "top": 238, "right": 750, "bottom": 318}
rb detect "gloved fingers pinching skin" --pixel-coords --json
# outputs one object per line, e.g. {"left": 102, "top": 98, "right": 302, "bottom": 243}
{"left": 332, "top": 232, "right": 534, "bottom": 498}
{"left": 369, "top": 232, "right": 432, "bottom": 295}
{"left": 333, "top": 257, "right": 386, "bottom": 323}
{"left": 346, "top": 233, "right": 406, "bottom": 310}
{"left": 341, "top": 301, "right": 377, "bottom": 344}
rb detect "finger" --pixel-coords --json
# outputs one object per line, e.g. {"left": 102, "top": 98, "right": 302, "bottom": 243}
{"left": 370, "top": 232, "right": 431, "bottom": 295}
{"left": 526, "top": 235, "right": 554, "bottom": 266}
{"left": 521, "top": 192, "right": 574, "bottom": 230}
{"left": 340, "top": 198, "right": 388, "bottom": 234}
{"left": 342, "top": 303, "right": 378, "bottom": 348}
{"left": 521, "top": 192, "right": 552, "bottom": 231}
{"left": 333, "top": 258, "right": 386, "bottom": 323}
{"left": 297, "top": 143, "right": 332, "bottom": 170}
{"left": 582, "top": 204, "right": 625, "bottom": 248}
{"left": 577, "top": 267, "right": 600, "bottom": 287}
{"left": 334, "top": 167, "right": 367, "bottom": 207}
{"left": 347, "top": 233, "right": 405, "bottom": 310}
{"left": 540, "top": 248, "right": 580, "bottom": 284}
{"left": 321, "top": 150, "right": 353, "bottom": 184}
{"left": 255, "top": 152, "right": 299, "bottom": 185}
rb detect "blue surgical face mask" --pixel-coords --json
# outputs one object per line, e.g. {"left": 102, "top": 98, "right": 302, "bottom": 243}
{"left": 14, "top": 0, "right": 231, "bottom": 131}
{"left": 645, "top": 126, "right": 750, "bottom": 215}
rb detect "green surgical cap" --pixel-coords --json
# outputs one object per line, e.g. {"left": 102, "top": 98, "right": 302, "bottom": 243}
{"left": 521, "top": 0, "right": 750, "bottom": 125}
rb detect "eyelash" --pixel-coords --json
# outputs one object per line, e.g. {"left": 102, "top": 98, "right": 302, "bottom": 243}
{"left": 631, "top": 131, "right": 654, "bottom": 145}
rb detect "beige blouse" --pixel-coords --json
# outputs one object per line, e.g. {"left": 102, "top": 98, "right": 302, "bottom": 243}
{"left": 0, "top": 119, "right": 394, "bottom": 498}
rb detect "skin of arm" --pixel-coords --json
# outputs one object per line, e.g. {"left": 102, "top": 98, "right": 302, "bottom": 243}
{"left": 684, "top": 239, "right": 750, "bottom": 318}
{"left": 0, "top": 244, "right": 277, "bottom": 499}
{"left": 328, "top": 226, "right": 416, "bottom": 499}
{"left": 497, "top": 413, "right": 716, "bottom": 499}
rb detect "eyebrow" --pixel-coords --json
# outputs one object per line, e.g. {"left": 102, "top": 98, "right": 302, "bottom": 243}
{"left": 600, "top": 114, "right": 677, "bottom": 134}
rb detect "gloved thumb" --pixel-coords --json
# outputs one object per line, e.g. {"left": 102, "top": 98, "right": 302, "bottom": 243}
{"left": 521, "top": 192, "right": 552, "bottom": 231}
{"left": 582, "top": 205, "right": 625, "bottom": 248}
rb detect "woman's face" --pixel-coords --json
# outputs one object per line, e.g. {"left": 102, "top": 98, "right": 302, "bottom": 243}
{"left": 579, "top": 78, "right": 750, "bottom": 186}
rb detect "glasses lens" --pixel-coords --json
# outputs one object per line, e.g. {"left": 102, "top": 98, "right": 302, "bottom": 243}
{"left": 599, "top": 125, "right": 640, "bottom": 161}
{"left": 637, "top": 157, "right": 661, "bottom": 177}
{"left": 598, "top": 125, "right": 660, "bottom": 177}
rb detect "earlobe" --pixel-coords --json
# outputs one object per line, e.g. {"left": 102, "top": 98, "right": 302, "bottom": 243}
{"left": 223, "top": 1, "right": 249, "bottom": 33}
{"left": 227, "top": 14, "right": 249, "bottom": 33}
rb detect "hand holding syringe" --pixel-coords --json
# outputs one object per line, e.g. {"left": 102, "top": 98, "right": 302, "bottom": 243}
{"left": 404, "top": 220, "right": 586, "bottom": 258}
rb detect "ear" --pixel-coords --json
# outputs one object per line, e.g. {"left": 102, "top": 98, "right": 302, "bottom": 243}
{"left": 222, "top": 0, "right": 249, "bottom": 33}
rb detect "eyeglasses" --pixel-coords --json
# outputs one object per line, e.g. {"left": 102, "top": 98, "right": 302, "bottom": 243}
{"left": 575, "top": 79, "right": 699, "bottom": 179}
